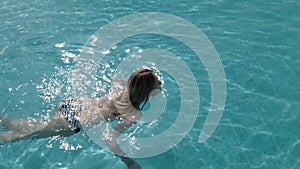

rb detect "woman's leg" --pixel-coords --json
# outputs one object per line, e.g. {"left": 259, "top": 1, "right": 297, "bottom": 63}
{"left": 0, "top": 114, "right": 75, "bottom": 144}
{"left": 0, "top": 115, "right": 30, "bottom": 131}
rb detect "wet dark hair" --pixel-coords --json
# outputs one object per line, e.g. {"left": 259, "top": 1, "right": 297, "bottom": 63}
{"left": 127, "top": 69, "right": 156, "bottom": 110}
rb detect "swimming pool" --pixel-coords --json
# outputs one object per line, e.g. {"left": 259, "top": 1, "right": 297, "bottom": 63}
{"left": 1, "top": 0, "right": 299, "bottom": 168}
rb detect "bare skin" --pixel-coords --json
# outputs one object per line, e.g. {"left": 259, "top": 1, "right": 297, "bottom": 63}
{"left": 0, "top": 114, "right": 74, "bottom": 143}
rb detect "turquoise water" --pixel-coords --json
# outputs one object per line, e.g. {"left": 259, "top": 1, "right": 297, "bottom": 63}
{"left": 1, "top": 0, "right": 300, "bottom": 169}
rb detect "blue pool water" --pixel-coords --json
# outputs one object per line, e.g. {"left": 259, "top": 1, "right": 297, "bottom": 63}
{"left": 1, "top": 0, "right": 300, "bottom": 169}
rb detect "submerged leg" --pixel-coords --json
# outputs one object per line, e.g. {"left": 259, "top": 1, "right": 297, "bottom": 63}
{"left": 0, "top": 114, "right": 75, "bottom": 144}
{"left": 0, "top": 115, "right": 31, "bottom": 131}
{"left": 0, "top": 123, "right": 46, "bottom": 144}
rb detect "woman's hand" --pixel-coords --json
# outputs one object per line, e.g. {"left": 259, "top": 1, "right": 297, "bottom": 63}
{"left": 118, "top": 156, "right": 141, "bottom": 169}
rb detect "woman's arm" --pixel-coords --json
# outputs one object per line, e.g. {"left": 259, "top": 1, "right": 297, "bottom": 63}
{"left": 106, "top": 118, "right": 134, "bottom": 156}
{"left": 106, "top": 119, "right": 141, "bottom": 169}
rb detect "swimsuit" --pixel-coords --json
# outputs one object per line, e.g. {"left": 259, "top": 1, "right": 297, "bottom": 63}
{"left": 59, "top": 98, "right": 82, "bottom": 133}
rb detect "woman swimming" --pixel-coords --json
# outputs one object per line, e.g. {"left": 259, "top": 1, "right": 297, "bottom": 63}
{"left": 0, "top": 68, "right": 162, "bottom": 169}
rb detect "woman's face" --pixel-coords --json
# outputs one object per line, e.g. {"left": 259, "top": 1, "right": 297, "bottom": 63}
{"left": 153, "top": 75, "right": 162, "bottom": 90}
{"left": 150, "top": 74, "right": 162, "bottom": 96}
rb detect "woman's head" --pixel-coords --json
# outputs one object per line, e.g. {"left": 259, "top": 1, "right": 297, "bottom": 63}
{"left": 127, "top": 69, "right": 162, "bottom": 110}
